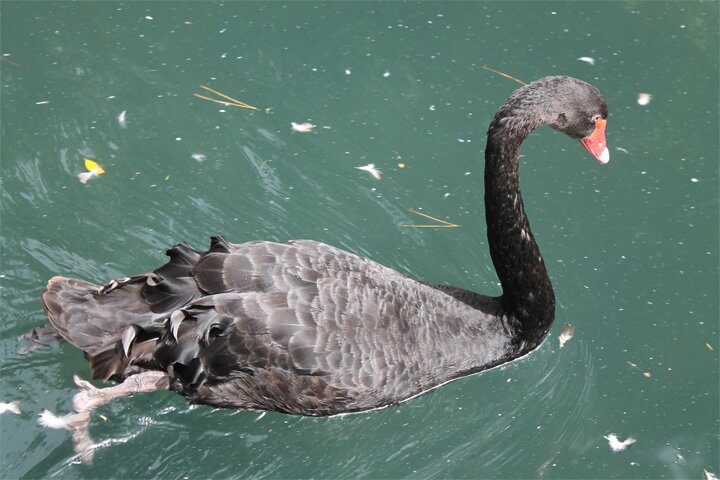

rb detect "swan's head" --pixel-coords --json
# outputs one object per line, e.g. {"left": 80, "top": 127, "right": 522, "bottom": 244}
{"left": 489, "top": 76, "right": 610, "bottom": 164}
{"left": 536, "top": 76, "right": 610, "bottom": 164}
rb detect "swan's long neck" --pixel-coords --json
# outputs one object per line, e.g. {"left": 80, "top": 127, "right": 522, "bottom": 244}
{"left": 484, "top": 113, "right": 555, "bottom": 347}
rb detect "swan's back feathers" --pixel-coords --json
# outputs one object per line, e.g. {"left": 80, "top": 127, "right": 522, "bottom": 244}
{"left": 42, "top": 237, "right": 515, "bottom": 415}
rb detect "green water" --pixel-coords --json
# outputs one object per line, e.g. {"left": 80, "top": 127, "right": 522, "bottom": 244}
{"left": 1, "top": 1, "right": 718, "bottom": 478}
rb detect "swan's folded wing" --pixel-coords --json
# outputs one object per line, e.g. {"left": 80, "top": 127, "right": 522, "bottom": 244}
{"left": 146, "top": 239, "right": 514, "bottom": 413}
{"left": 191, "top": 238, "right": 371, "bottom": 295}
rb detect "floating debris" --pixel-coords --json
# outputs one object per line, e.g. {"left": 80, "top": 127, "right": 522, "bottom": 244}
{"left": 345, "top": 69, "right": 352, "bottom": 75}
{"left": 706, "top": 343, "right": 714, "bottom": 351}
{"left": 0, "top": 401, "right": 21, "bottom": 415}
{"left": 291, "top": 122, "right": 315, "bottom": 133}
{"left": 397, "top": 163, "right": 406, "bottom": 168}
{"left": 604, "top": 434, "right": 636, "bottom": 452}
{"left": 77, "top": 158, "right": 105, "bottom": 184}
{"left": 355, "top": 163, "right": 382, "bottom": 180}
{"left": 577, "top": 57, "right": 595, "bottom": 65}
{"left": 383, "top": 71, "right": 391, "bottom": 78}
{"left": 637, "top": 93, "right": 652, "bottom": 106}
{"left": 481, "top": 66, "right": 527, "bottom": 86}
{"left": 402, "top": 209, "right": 460, "bottom": 229}
{"left": 84, "top": 158, "right": 104, "bottom": 172}
{"left": 193, "top": 85, "right": 259, "bottom": 111}
{"left": 117, "top": 110, "right": 127, "bottom": 128}
{"left": 558, "top": 324, "right": 575, "bottom": 348}
{"left": 191, "top": 153, "right": 206, "bottom": 162}
{"left": 627, "top": 360, "right": 652, "bottom": 378}
{"left": 0, "top": 56, "right": 23, "bottom": 68}
{"left": 35, "top": 100, "right": 50, "bottom": 105}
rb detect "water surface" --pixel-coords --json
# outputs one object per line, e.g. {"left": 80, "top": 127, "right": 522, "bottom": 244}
{"left": 1, "top": 2, "right": 718, "bottom": 478}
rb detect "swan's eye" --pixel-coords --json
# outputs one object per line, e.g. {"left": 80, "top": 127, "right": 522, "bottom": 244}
{"left": 591, "top": 114, "right": 602, "bottom": 123}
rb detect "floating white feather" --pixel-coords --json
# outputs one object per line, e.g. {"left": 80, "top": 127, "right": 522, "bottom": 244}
{"left": 604, "top": 433, "right": 636, "bottom": 452}
{"left": 558, "top": 324, "right": 575, "bottom": 348}
{"left": 291, "top": 122, "right": 315, "bottom": 133}
{"left": 637, "top": 93, "right": 652, "bottom": 106}
{"left": 117, "top": 110, "right": 127, "bottom": 128}
{"left": 0, "top": 401, "right": 21, "bottom": 415}
{"left": 355, "top": 163, "right": 382, "bottom": 180}
{"left": 77, "top": 170, "right": 101, "bottom": 184}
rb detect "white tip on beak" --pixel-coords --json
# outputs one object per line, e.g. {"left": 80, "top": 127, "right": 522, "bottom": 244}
{"left": 598, "top": 147, "right": 610, "bottom": 164}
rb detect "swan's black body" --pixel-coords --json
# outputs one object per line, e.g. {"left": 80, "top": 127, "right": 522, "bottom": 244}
{"left": 41, "top": 76, "right": 608, "bottom": 416}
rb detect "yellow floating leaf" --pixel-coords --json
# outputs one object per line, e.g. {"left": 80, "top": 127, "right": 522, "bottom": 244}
{"left": 84, "top": 158, "right": 105, "bottom": 175}
{"left": 83, "top": 158, "right": 99, "bottom": 170}
{"left": 643, "top": 372, "right": 652, "bottom": 378}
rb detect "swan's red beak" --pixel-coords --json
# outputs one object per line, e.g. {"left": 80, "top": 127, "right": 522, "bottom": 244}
{"left": 581, "top": 118, "right": 609, "bottom": 165}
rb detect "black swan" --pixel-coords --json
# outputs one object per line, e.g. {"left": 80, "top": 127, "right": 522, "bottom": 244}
{"left": 38, "top": 76, "right": 609, "bottom": 458}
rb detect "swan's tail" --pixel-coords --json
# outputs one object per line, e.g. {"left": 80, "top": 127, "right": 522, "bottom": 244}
{"left": 41, "top": 275, "right": 157, "bottom": 379}
{"left": 39, "top": 241, "right": 208, "bottom": 381}
{"left": 42, "top": 276, "right": 145, "bottom": 353}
